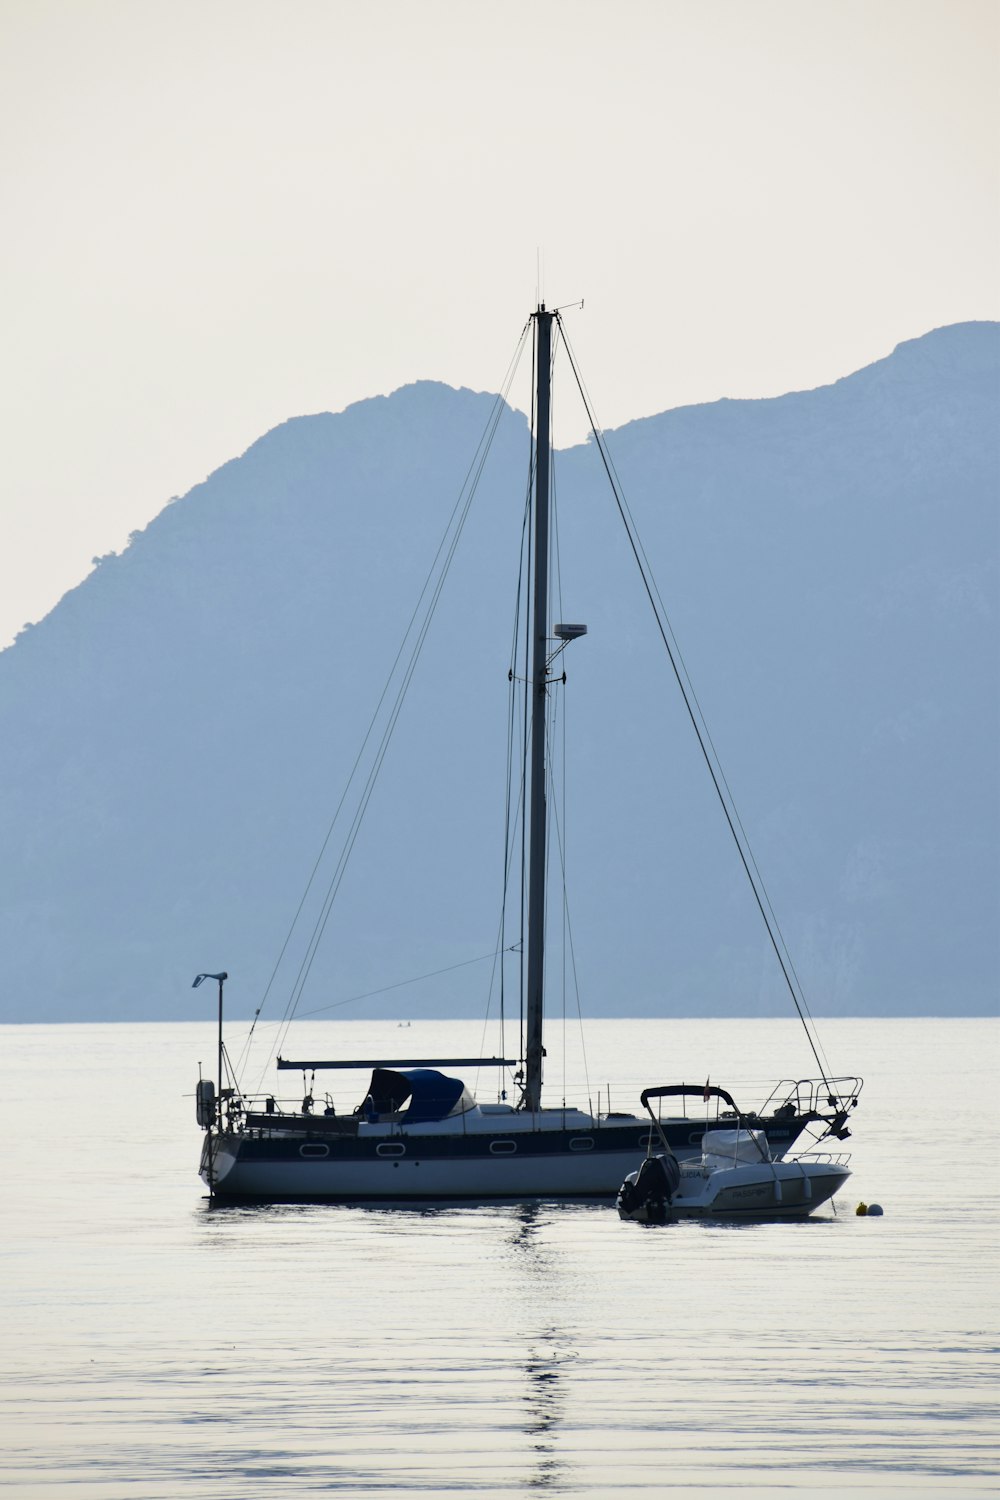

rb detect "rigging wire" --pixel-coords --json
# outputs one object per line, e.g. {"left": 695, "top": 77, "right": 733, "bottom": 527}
{"left": 296, "top": 946, "right": 518, "bottom": 1019}
{"left": 551, "top": 414, "right": 568, "bottom": 1106}
{"left": 517, "top": 326, "right": 538, "bottom": 1068}
{"left": 476, "top": 762, "right": 528, "bottom": 1099}
{"left": 481, "top": 478, "right": 533, "bottom": 1102}
{"left": 498, "top": 475, "right": 534, "bottom": 1071}
{"left": 271, "top": 365, "right": 520, "bottom": 1062}
{"left": 247, "top": 323, "right": 532, "bottom": 1090}
{"left": 546, "top": 393, "right": 579, "bottom": 1105}
{"left": 221, "top": 945, "right": 517, "bottom": 1049}
{"left": 556, "top": 315, "right": 833, "bottom": 1089}
{"left": 545, "top": 689, "right": 592, "bottom": 1114}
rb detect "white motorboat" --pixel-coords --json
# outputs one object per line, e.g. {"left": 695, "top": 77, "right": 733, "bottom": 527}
{"left": 617, "top": 1085, "right": 851, "bottom": 1222}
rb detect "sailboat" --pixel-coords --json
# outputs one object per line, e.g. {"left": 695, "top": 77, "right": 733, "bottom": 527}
{"left": 195, "top": 306, "right": 860, "bottom": 1203}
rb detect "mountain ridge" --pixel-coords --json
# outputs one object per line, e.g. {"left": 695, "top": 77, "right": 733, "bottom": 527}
{"left": 1, "top": 322, "right": 997, "bottom": 1022}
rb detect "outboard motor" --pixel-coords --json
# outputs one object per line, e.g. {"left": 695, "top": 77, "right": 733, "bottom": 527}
{"left": 617, "top": 1151, "right": 682, "bottom": 1223}
{"left": 196, "top": 1078, "right": 216, "bottom": 1129}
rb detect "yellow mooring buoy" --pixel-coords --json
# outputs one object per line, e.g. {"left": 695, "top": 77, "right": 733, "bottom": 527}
{"left": 856, "top": 1202, "right": 868, "bottom": 1215}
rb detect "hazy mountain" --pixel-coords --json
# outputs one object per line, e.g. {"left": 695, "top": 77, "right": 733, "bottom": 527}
{"left": 2, "top": 322, "right": 997, "bottom": 1023}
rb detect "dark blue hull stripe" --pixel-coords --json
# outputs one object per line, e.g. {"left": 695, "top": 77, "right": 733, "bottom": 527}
{"left": 225, "top": 1119, "right": 810, "bottom": 1166}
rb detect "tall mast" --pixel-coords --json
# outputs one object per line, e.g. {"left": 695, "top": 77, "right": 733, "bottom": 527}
{"left": 524, "top": 306, "right": 553, "bottom": 1112}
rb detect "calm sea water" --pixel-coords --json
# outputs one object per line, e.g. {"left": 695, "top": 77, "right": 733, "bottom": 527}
{"left": 1, "top": 1017, "right": 997, "bottom": 1498}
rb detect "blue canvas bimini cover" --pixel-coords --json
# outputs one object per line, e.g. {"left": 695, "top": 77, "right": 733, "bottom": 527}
{"left": 400, "top": 1069, "right": 467, "bottom": 1123}
{"left": 362, "top": 1067, "right": 468, "bottom": 1123}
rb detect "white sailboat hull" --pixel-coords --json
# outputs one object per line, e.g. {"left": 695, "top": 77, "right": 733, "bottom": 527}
{"left": 202, "top": 1114, "right": 651, "bottom": 1201}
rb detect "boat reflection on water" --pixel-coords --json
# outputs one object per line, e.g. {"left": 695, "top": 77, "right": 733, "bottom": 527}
{"left": 195, "top": 1193, "right": 582, "bottom": 1491}
{"left": 507, "top": 1203, "right": 577, "bottom": 1492}
{"left": 523, "top": 1326, "right": 566, "bottom": 1491}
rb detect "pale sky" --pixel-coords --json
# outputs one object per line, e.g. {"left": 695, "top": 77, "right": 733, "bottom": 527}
{"left": 2, "top": 0, "right": 997, "bottom": 647}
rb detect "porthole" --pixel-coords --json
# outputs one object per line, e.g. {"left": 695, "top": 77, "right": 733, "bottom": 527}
{"left": 688, "top": 1131, "right": 704, "bottom": 1147}
{"left": 489, "top": 1140, "right": 517, "bottom": 1155}
{"left": 569, "top": 1137, "right": 594, "bottom": 1152}
{"left": 299, "top": 1143, "right": 329, "bottom": 1159}
{"left": 376, "top": 1142, "right": 406, "bottom": 1158}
